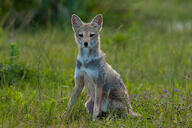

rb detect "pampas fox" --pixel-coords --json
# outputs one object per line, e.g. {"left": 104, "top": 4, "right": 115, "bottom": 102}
{"left": 68, "top": 14, "right": 140, "bottom": 121}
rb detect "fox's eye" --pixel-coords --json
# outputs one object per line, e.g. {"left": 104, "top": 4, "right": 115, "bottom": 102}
{"left": 90, "top": 34, "right": 95, "bottom": 37}
{"left": 79, "top": 34, "right": 83, "bottom": 37}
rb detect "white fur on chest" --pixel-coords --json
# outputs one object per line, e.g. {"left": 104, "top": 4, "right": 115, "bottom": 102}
{"left": 75, "top": 65, "right": 98, "bottom": 98}
{"left": 78, "top": 48, "right": 96, "bottom": 63}
{"left": 75, "top": 48, "right": 101, "bottom": 98}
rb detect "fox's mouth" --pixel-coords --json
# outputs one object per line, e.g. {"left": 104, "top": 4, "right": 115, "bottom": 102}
{"left": 82, "top": 45, "right": 89, "bottom": 48}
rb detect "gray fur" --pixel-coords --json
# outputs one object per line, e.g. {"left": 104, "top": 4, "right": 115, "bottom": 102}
{"left": 68, "top": 14, "right": 140, "bottom": 121}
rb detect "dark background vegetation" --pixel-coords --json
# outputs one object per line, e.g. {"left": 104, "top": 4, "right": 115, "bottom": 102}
{"left": 1, "top": 0, "right": 192, "bottom": 28}
{"left": 0, "top": 0, "right": 130, "bottom": 28}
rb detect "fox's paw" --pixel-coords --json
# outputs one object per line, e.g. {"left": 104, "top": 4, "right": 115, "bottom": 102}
{"left": 92, "top": 116, "right": 98, "bottom": 121}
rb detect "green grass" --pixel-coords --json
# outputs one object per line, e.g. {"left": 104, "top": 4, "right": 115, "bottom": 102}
{"left": 0, "top": 22, "right": 191, "bottom": 127}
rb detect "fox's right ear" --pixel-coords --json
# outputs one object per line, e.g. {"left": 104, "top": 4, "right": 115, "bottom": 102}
{"left": 91, "top": 14, "right": 103, "bottom": 31}
{"left": 71, "top": 14, "right": 83, "bottom": 31}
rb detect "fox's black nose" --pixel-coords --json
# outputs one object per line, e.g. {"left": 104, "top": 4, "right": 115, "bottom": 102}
{"left": 84, "top": 42, "right": 88, "bottom": 47}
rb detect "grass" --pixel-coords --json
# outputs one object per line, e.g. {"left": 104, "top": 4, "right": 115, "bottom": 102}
{"left": 0, "top": 22, "right": 191, "bottom": 127}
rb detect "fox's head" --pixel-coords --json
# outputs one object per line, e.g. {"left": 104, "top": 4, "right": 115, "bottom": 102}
{"left": 71, "top": 14, "right": 103, "bottom": 49}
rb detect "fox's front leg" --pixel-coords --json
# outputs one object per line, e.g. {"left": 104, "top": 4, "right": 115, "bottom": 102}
{"left": 67, "top": 76, "right": 84, "bottom": 110}
{"left": 92, "top": 83, "right": 103, "bottom": 121}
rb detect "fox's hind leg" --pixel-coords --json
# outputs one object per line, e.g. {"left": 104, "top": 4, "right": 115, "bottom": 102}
{"left": 85, "top": 98, "right": 107, "bottom": 113}
{"left": 107, "top": 99, "right": 140, "bottom": 117}
{"left": 85, "top": 97, "right": 109, "bottom": 118}
{"left": 108, "top": 89, "right": 141, "bottom": 117}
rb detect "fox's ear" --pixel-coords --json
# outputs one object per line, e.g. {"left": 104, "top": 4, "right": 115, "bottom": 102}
{"left": 91, "top": 14, "right": 103, "bottom": 31}
{"left": 71, "top": 14, "right": 83, "bottom": 31}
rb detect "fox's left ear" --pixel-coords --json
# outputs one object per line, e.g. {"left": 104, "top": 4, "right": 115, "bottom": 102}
{"left": 91, "top": 14, "right": 103, "bottom": 31}
{"left": 71, "top": 14, "right": 83, "bottom": 31}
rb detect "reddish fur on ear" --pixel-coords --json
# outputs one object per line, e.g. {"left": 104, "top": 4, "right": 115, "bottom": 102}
{"left": 98, "top": 18, "right": 102, "bottom": 26}
{"left": 71, "top": 14, "right": 82, "bottom": 31}
{"left": 95, "top": 15, "right": 102, "bottom": 25}
{"left": 91, "top": 14, "right": 103, "bottom": 31}
{"left": 72, "top": 17, "right": 77, "bottom": 25}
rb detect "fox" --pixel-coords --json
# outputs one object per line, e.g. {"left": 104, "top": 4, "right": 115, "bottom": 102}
{"left": 68, "top": 14, "right": 140, "bottom": 121}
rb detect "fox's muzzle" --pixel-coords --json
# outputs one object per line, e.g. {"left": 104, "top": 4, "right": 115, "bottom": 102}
{"left": 84, "top": 42, "right": 88, "bottom": 47}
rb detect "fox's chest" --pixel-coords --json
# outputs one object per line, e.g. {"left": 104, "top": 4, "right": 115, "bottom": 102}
{"left": 75, "top": 57, "right": 105, "bottom": 97}
{"left": 79, "top": 66, "right": 98, "bottom": 82}
{"left": 76, "top": 59, "right": 99, "bottom": 79}
{"left": 76, "top": 66, "right": 99, "bottom": 98}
